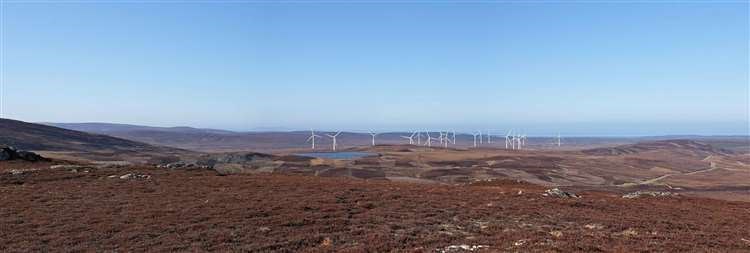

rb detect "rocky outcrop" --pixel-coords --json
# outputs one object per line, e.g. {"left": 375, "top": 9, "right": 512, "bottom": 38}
{"left": 543, "top": 188, "right": 580, "bottom": 198}
{"left": 622, "top": 191, "right": 676, "bottom": 199}
{"left": 0, "top": 146, "right": 48, "bottom": 162}
{"left": 156, "top": 161, "right": 212, "bottom": 170}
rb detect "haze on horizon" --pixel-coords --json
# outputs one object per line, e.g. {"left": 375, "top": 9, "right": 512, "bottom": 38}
{"left": 1, "top": 2, "right": 748, "bottom": 136}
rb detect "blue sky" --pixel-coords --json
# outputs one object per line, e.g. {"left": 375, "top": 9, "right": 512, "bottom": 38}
{"left": 2, "top": 2, "right": 748, "bottom": 135}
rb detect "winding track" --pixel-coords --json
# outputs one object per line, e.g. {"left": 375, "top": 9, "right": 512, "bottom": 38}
{"left": 638, "top": 155, "right": 720, "bottom": 185}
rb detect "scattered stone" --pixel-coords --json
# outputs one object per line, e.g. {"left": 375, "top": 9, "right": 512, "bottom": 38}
{"left": 617, "top": 228, "right": 638, "bottom": 237}
{"left": 513, "top": 239, "right": 527, "bottom": 246}
{"left": 741, "top": 238, "right": 750, "bottom": 245}
{"left": 543, "top": 188, "right": 580, "bottom": 198}
{"left": 474, "top": 221, "right": 489, "bottom": 230}
{"left": 517, "top": 190, "right": 523, "bottom": 195}
{"left": 622, "top": 191, "right": 675, "bottom": 199}
{"left": 0, "top": 146, "right": 48, "bottom": 162}
{"left": 549, "top": 231, "right": 563, "bottom": 238}
{"left": 107, "top": 175, "right": 119, "bottom": 178}
{"left": 257, "top": 226, "right": 271, "bottom": 233}
{"left": 9, "top": 169, "right": 24, "bottom": 175}
{"left": 320, "top": 237, "right": 333, "bottom": 247}
{"left": 436, "top": 245, "right": 489, "bottom": 253}
{"left": 118, "top": 173, "right": 150, "bottom": 180}
{"left": 50, "top": 165, "right": 94, "bottom": 173}
{"left": 157, "top": 162, "right": 211, "bottom": 170}
{"left": 584, "top": 224, "right": 604, "bottom": 230}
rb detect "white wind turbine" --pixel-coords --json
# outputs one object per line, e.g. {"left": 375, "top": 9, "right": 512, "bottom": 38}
{"left": 400, "top": 132, "right": 416, "bottom": 145}
{"left": 556, "top": 133, "right": 562, "bottom": 147}
{"left": 424, "top": 131, "right": 436, "bottom": 147}
{"left": 486, "top": 130, "right": 492, "bottom": 144}
{"left": 326, "top": 131, "right": 342, "bottom": 151}
{"left": 472, "top": 131, "right": 481, "bottom": 148}
{"left": 306, "top": 130, "right": 321, "bottom": 150}
{"left": 515, "top": 133, "right": 523, "bottom": 150}
{"left": 443, "top": 132, "right": 453, "bottom": 148}
{"left": 368, "top": 131, "right": 379, "bottom": 146}
{"left": 452, "top": 130, "right": 457, "bottom": 145}
{"left": 415, "top": 131, "right": 422, "bottom": 145}
{"left": 505, "top": 130, "right": 513, "bottom": 150}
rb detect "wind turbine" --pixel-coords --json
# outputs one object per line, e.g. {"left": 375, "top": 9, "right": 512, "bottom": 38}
{"left": 505, "top": 130, "right": 513, "bottom": 150}
{"left": 486, "top": 130, "right": 492, "bottom": 144}
{"left": 325, "top": 131, "right": 342, "bottom": 151}
{"left": 415, "top": 131, "right": 422, "bottom": 145}
{"left": 400, "top": 132, "right": 416, "bottom": 145}
{"left": 515, "top": 133, "right": 522, "bottom": 150}
{"left": 306, "top": 130, "right": 321, "bottom": 150}
{"left": 452, "top": 130, "right": 457, "bottom": 145}
{"left": 424, "top": 131, "right": 436, "bottom": 147}
{"left": 472, "top": 131, "right": 481, "bottom": 148}
{"left": 556, "top": 133, "right": 561, "bottom": 147}
{"left": 443, "top": 132, "right": 453, "bottom": 148}
{"left": 368, "top": 131, "right": 379, "bottom": 146}
{"left": 479, "top": 131, "right": 483, "bottom": 144}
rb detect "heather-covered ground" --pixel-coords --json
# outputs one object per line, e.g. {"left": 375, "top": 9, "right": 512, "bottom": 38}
{"left": 2, "top": 164, "right": 749, "bottom": 252}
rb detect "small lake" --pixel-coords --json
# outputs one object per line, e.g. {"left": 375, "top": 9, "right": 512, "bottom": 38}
{"left": 294, "top": 152, "right": 377, "bottom": 160}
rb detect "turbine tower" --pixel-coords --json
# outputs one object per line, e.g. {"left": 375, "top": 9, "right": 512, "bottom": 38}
{"left": 515, "top": 133, "right": 522, "bottom": 150}
{"left": 325, "top": 131, "right": 342, "bottom": 151}
{"left": 424, "top": 131, "right": 436, "bottom": 147}
{"left": 443, "top": 132, "right": 453, "bottom": 148}
{"left": 306, "top": 130, "right": 321, "bottom": 150}
{"left": 505, "top": 130, "right": 513, "bottom": 150}
{"left": 486, "top": 130, "right": 492, "bottom": 144}
{"left": 472, "top": 131, "right": 481, "bottom": 148}
{"left": 368, "top": 131, "right": 379, "bottom": 146}
{"left": 415, "top": 131, "right": 422, "bottom": 145}
{"left": 557, "top": 133, "right": 561, "bottom": 147}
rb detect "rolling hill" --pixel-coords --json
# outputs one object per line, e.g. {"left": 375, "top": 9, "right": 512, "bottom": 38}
{"left": 1, "top": 118, "right": 195, "bottom": 163}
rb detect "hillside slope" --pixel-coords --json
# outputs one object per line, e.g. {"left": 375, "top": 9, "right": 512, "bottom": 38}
{"left": 0, "top": 118, "right": 194, "bottom": 163}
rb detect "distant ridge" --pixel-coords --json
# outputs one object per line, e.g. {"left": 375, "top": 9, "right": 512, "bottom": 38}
{"left": 581, "top": 139, "right": 733, "bottom": 156}
{"left": 44, "top": 122, "right": 236, "bottom": 135}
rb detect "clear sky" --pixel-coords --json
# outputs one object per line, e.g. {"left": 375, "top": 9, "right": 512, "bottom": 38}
{"left": 2, "top": 1, "right": 748, "bottom": 136}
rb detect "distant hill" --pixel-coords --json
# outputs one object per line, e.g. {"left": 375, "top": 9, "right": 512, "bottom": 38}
{"left": 1, "top": 118, "right": 194, "bottom": 163}
{"left": 44, "top": 122, "right": 236, "bottom": 135}
{"left": 581, "top": 139, "right": 733, "bottom": 156}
